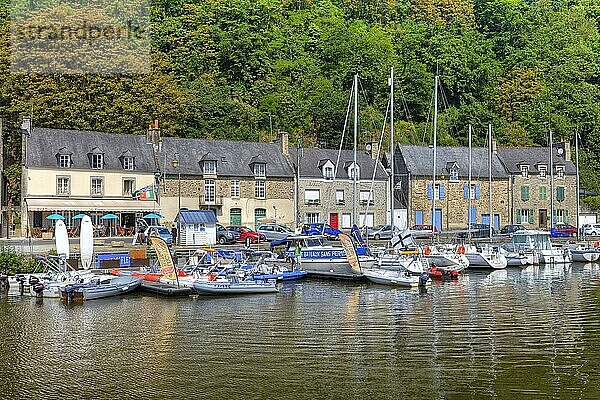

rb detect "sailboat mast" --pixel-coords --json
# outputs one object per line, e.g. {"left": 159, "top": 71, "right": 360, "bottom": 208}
{"left": 431, "top": 75, "right": 438, "bottom": 241}
{"left": 353, "top": 74, "right": 358, "bottom": 227}
{"left": 468, "top": 124, "right": 472, "bottom": 241}
{"left": 549, "top": 127, "right": 554, "bottom": 232}
{"left": 389, "top": 67, "right": 395, "bottom": 228}
{"left": 575, "top": 131, "right": 580, "bottom": 240}
{"left": 488, "top": 123, "right": 493, "bottom": 242}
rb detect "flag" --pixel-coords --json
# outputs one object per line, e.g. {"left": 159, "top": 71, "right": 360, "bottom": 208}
{"left": 133, "top": 184, "right": 156, "bottom": 200}
{"left": 150, "top": 236, "right": 177, "bottom": 281}
{"left": 391, "top": 228, "right": 415, "bottom": 251}
{"left": 350, "top": 224, "right": 365, "bottom": 246}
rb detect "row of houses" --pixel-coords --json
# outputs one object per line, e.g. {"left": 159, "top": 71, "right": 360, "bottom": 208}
{"left": 0, "top": 124, "right": 579, "bottom": 238}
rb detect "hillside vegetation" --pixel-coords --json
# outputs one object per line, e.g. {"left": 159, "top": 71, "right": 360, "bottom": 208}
{"left": 1, "top": 0, "right": 600, "bottom": 195}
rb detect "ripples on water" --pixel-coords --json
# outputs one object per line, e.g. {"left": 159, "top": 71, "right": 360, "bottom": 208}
{"left": 1, "top": 264, "right": 600, "bottom": 399}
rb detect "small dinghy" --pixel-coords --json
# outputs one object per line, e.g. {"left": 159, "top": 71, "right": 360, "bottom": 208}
{"left": 60, "top": 275, "right": 142, "bottom": 302}
{"left": 192, "top": 274, "right": 278, "bottom": 295}
{"left": 570, "top": 248, "right": 600, "bottom": 263}
{"left": 363, "top": 267, "right": 430, "bottom": 288}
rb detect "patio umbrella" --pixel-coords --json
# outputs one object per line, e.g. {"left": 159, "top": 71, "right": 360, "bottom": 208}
{"left": 100, "top": 213, "right": 119, "bottom": 220}
{"left": 72, "top": 213, "right": 87, "bottom": 219}
{"left": 46, "top": 213, "right": 65, "bottom": 220}
{"left": 143, "top": 213, "right": 164, "bottom": 219}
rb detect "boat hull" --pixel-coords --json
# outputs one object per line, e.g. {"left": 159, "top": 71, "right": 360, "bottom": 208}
{"left": 570, "top": 250, "right": 600, "bottom": 263}
{"left": 61, "top": 277, "right": 142, "bottom": 301}
{"left": 252, "top": 270, "right": 308, "bottom": 281}
{"left": 192, "top": 280, "right": 278, "bottom": 295}
{"left": 539, "top": 250, "right": 571, "bottom": 264}
{"left": 465, "top": 252, "right": 507, "bottom": 269}
{"left": 140, "top": 282, "right": 193, "bottom": 296}
{"left": 363, "top": 269, "right": 430, "bottom": 287}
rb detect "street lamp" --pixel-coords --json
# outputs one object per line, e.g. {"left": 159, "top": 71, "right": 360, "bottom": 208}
{"left": 171, "top": 153, "right": 181, "bottom": 213}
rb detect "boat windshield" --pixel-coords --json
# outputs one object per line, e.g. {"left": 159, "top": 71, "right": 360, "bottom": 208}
{"left": 303, "top": 237, "right": 327, "bottom": 247}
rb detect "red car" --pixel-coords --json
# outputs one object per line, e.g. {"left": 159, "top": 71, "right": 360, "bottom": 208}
{"left": 410, "top": 224, "right": 439, "bottom": 238}
{"left": 552, "top": 223, "right": 577, "bottom": 237}
{"left": 226, "top": 226, "right": 266, "bottom": 245}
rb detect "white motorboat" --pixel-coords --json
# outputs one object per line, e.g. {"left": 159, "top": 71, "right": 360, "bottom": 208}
{"left": 192, "top": 274, "right": 278, "bottom": 295}
{"left": 423, "top": 244, "right": 469, "bottom": 271}
{"left": 376, "top": 250, "right": 430, "bottom": 274}
{"left": 569, "top": 245, "right": 600, "bottom": 263}
{"left": 500, "top": 244, "right": 539, "bottom": 267}
{"left": 464, "top": 244, "right": 507, "bottom": 269}
{"left": 511, "top": 230, "right": 571, "bottom": 264}
{"left": 60, "top": 275, "right": 142, "bottom": 301}
{"left": 363, "top": 267, "right": 430, "bottom": 288}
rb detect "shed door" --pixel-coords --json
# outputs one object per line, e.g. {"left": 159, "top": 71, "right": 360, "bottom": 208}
{"left": 230, "top": 208, "right": 242, "bottom": 226}
{"left": 254, "top": 208, "right": 266, "bottom": 228}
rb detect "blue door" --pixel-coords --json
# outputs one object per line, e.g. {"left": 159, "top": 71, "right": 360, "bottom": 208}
{"left": 468, "top": 206, "right": 477, "bottom": 224}
{"left": 493, "top": 214, "right": 500, "bottom": 230}
{"left": 415, "top": 210, "right": 423, "bottom": 225}
{"left": 433, "top": 209, "right": 442, "bottom": 231}
{"left": 481, "top": 214, "right": 490, "bottom": 226}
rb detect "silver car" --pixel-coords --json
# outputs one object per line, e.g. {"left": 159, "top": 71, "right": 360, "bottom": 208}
{"left": 256, "top": 223, "right": 294, "bottom": 241}
{"left": 366, "top": 225, "right": 398, "bottom": 240}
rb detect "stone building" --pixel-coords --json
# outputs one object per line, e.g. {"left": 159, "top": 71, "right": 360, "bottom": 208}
{"left": 161, "top": 134, "right": 295, "bottom": 228}
{"left": 289, "top": 146, "right": 389, "bottom": 229}
{"left": 497, "top": 143, "right": 577, "bottom": 228}
{"left": 18, "top": 127, "right": 159, "bottom": 237}
{"left": 395, "top": 144, "right": 510, "bottom": 231}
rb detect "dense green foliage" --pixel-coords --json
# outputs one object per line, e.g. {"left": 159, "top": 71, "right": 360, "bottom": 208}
{"left": 1, "top": 0, "right": 600, "bottom": 195}
{"left": 0, "top": 246, "right": 36, "bottom": 275}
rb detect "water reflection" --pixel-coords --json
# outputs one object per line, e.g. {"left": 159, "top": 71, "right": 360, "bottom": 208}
{"left": 1, "top": 265, "right": 600, "bottom": 399}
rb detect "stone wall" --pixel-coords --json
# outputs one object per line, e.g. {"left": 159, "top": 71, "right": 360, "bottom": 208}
{"left": 298, "top": 178, "right": 388, "bottom": 228}
{"left": 409, "top": 177, "right": 511, "bottom": 230}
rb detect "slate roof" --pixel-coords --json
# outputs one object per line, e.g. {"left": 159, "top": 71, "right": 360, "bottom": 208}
{"left": 289, "top": 148, "right": 387, "bottom": 180}
{"left": 162, "top": 137, "right": 294, "bottom": 177}
{"left": 28, "top": 128, "right": 156, "bottom": 172}
{"left": 28, "top": 128, "right": 295, "bottom": 178}
{"left": 396, "top": 145, "right": 508, "bottom": 178}
{"left": 496, "top": 147, "right": 576, "bottom": 175}
{"left": 176, "top": 209, "right": 217, "bottom": 224}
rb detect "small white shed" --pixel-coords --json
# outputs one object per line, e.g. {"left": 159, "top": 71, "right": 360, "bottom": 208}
{"left": 176, "top": 210, "right": 217, "bottom": 246}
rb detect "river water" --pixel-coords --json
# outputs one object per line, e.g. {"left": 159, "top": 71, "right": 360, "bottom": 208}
{"left": 1, "top": 263, "right": 600, "bottom": 399}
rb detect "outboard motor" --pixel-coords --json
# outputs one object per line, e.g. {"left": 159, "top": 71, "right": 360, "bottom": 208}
{"left": 32, "top": 282, "right": 45, "bottom": 297}
{"left": 63, "top": 284, "right": 76, "bottom": 303}
{"left": 15, "top": 275, "right": 25, "bottom": 295}
{"left": 0, "top": 274, "right": 9, "bottom": 297}
{"left": 419, "top": 272, "right": 429, "bottom": 287}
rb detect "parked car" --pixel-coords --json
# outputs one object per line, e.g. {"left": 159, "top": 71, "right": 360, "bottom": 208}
{"left": 226, "top": 225, "right": 266, "bottom": 245}
{"left": 302, "top": 223, "right": 341, "bottom": 239}
{"left": 582, "top": 224, "right": 600, "bottom": 236}
{"left": 365, "top": 225, "right": 399, "bottom": 240}
{"left": 216, "top": 224, "right": 240, "bottom": 244}
{"left": 410, "top": 224, "right": 439, "bottom": 238}
{"left": 256, "top": 223, "right": 294, "bottom": 241}
{"left": 144, "top": 226, "right": 173, "bottom": 245}
{"left": 459, "top": 223, "right": 496, "bottom": 238}
{"left": 500, "top": 224, "right": 526, "bottom": 235}
{"left": 551, "top": 223, "right": 577, "bottom": 237}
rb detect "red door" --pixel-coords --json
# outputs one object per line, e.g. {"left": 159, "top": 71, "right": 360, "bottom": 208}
{"left": 329, "top": 213, "right": 339, "bottom": 229}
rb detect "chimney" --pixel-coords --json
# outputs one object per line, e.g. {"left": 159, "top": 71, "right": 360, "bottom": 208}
{"left": 277, "top": 130, "right": 289, "bottom": 156}
{"left": 367, "top": 141, "right": 379, "bottom": 160}
{"left": 491, "top": 136, "right": 497, "bottom": 154}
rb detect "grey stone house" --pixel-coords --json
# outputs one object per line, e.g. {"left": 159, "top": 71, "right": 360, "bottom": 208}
{"left": 395, "top": 144, "right": 510, "bottom": 231}
{"left": 496, "top": 143, "right": 577, "bottom": 228}
{"left": 289, "top": 146, "right": 389, "bottom": 230}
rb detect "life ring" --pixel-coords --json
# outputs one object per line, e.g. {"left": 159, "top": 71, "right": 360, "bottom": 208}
{"left": 424, "top": 246, "right": 431, "bottom": 255}
{"left": 594, "top": 241, "right": 599, "bottom": 248}
{"left": 208, "top": 273, "right": 217, "bottom": 282}
{"left": 457, "top": 245, "right": 465, "bottom": 255}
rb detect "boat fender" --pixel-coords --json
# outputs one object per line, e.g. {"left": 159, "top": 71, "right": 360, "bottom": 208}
{"left": 29, "top": 276, "right": 39, "bottom": 285}
{"left": 594, "top": 241, "right": 599, "bottom": 248}
{"left": 450, "top": 270, "right": 459, "bottom": 279}
{"left": 424, "top": 246, "right": 431, "bottom": 255}
{"left": 457, "top": 245, "right": 465, "bottom": 255}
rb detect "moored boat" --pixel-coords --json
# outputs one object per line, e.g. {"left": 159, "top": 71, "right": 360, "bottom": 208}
{"left": 512, "top": 230, "right": 571, "bottom": 264}
{"left": 192, "top": 274, "right": 278, "bottom": 295}
{"left": 569, "top": 248, "right": 600, "bottom": 263}
{"left": 60, "top": 275, "right": 142, "bottom": 302}
{"left": 363, "top": 267, "right": 430, "bottom": 288}
{"left": 464, "top": 244, "right": 508, "bottom": 269}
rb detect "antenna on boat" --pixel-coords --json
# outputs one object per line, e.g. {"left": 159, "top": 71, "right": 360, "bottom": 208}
{"left": 431, "top": 74, "right": 438, "bottom": 243}
{"left": 548, "top": 123, "right": 554, "bottom": 234}
{"left": 390, "top": 66, "right": 395, "bottom": 230}
{"left": 353, "top": 74, "right": 358, "bottom": 228}
{"left": 488, "top": 123, "right": 493, "bottom": 243}
{"left": 575, "top": 130, "right": 580, "bottom": 241}
{"left": 468, "top": 124, "right": 472, "bottom": 242}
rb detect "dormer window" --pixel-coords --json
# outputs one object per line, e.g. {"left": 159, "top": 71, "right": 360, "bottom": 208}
{"left": 92, "top": 153, "right": 103, "bottom": 169}
{"left": 123, "top": 156, "right": 134, "bottom": 170}
{"left": 538, "top": 165, "right": 547, "bottom": 178}
{"left": 59, "top": 154, "right": 71, "bottom": 168}
{"left": 348, "top": 164, "right": 360, "bottom": 180}
{"left": 446, "top": 161, "right": 459, "bottom": 183}
{"left": 556, "top": 166, "right": 565, "bottom": 179}
{"left": 520, "top": 165, "right": 529, "bottom": 178}
{"left": 253, "top": 163, "right": 266, "bottom": 178}
{"left": 203, "top": 160, "right": 217, "bottom": 175}
{"left": 324, "top": 166, "right": 334, "bottom": 179}
{"left": 319, "top": 159, "right": 335, "bottom": 180}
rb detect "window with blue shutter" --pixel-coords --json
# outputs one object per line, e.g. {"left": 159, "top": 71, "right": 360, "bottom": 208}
{"left": 475, "top": 184, "right": 481, "bottom": 199}
{"left": 427, "top": 183, "right": 433, "bottom": 200}
{"left": 415, "top": 210, "right": 423, "bottom": 225}
{"left": 521, "top": 186, "right": 529, "bottom": 201}
{"left": 557, "top": 186, "right": 565, "bottom": 202}
{"left": 516, "top": 209, "right": 522, "bottom": 224}
{"left": 565, "top": 209, "right": 569, "bottom": 224}
{"left": 463, "top": 184, "right": 469, "bottom": 199}
{"left": 439, "top": 184, "right": 445, "bottom": 200}
{"left": 528, "top": 209, "right": 534, "bottom": 224}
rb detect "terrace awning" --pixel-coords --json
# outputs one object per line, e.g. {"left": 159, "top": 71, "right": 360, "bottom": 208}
{"left": 25, "top": 198, "right": 160, "bottom": 212}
